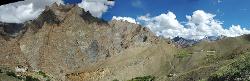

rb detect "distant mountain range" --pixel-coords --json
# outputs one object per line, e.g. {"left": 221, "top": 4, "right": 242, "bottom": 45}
{"left": 171, "top": 35, "right": 226, "bottom": 48}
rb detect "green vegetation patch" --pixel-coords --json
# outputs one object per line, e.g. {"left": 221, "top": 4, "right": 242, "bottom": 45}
{"left": 128, "top": 75, "right": 155, "bottom": 81}
{"left": 6, "top": 71, "right": 17, "bottom": 77}
{"left": 208, "top": 53, "right": 250, "bottom": 81}
{"left": 25, "top": 76, "right": 40, "bottom": 81}
{"left": 36, "top": 71, "right": 50, "bottom": 81}
{"left": 5, "top": 71, "right": 40, "bottom": 81}
{"left": 175, "top": 50, "right": 192, "bottom": 58}
{"left": 112, "top": 79, "right": 119, "bottom": 81}
{"left": 37, "top": 71, "right": 47, "bottom": 77}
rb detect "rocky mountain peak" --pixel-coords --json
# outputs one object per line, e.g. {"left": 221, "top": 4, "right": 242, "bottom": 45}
{"left": 0, "top": 3, "right": 163, "bottom": 81}
{"left": 202, "top": 35, "right": 226, "bottom": 41}
{"left": 28, "top": 3, "right": 108, "bottom": 31}
{"left": 45, "top": 3, "right": 76, "bottom": 21}
{"left": 172, "top": 35, "right": 227, "bottom": 48}
{"left": 172, "top": 36, "right": 198, "bottom": 48}
{"left": 0, "top": 2, "right": 175, "bottom": 81}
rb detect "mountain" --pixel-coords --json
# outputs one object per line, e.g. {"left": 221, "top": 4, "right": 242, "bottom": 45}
{"left": 1, "top": 3, "right": 250, "bottom": 81}
{"left": 202, "top": 35, "right": 226, "bottom": 42}
{"left": 0, "top": 3, "right": 164, "bottom": 81}
{"left": 172, "top": 35, "right": 226, "bottom": 48}
{"left": 172, "top": 36, "right": 199, "bottom": 48}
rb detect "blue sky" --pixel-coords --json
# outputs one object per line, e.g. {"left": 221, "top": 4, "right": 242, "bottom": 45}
{"left": 64, "top": 0, "right": 250, "bottom": 29}
{"left": 64, "top": 0, "right": 81, "bottom": 4}
{"left": 0, "top": 0, "right": 249, "bottom": 39}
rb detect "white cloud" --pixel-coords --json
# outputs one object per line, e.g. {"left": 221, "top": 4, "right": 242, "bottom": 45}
{"left": 137, "top": 13, "right": 150, "bottom": 21}
{"left": 138, "top": 10, "right": 250, "bottom": 39}
{"left": 184, "top": 10, "right": 226, "bottom": 39}
{"left": 224, "top": 25, "right": 250, "bottom": 37}
{"left": 0, "top": 0, "right": 63, "bottom": 23}
{"left": 78, "top": 0, "right": 115, "bottom": 18}
{"left": 112, "top": 16, "right": 138, "bottom": 24}
{"left": 137, "top": 11, "right": 188, "bottom": 38}
{"left": 0, "top": 0, "right": 115, "bottom": 23}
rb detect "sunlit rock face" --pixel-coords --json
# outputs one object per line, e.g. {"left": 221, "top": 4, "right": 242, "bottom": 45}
{"left": 0, "top": 3, "right": 160, "bottom": 81}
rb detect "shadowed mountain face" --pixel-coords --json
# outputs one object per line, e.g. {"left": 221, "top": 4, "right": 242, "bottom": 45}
{"left": 1, "top": 3, "right": 250, "bottom": 81}
{"left": 0, "top": 22, "right": 24, "bottom": 38}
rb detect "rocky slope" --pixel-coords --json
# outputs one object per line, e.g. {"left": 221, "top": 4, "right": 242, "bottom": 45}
{"left": 1, "top": 3, "right": 250, "bottom": 81}
{"left": 0, "top": 3, "right": 167, "bottom": 81}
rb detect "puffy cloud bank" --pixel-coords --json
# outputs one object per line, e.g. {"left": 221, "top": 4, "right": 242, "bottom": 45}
{"left": 137, "top": 10, "right": 250, "bottom": 39}
{"left": 78, "top": 0, "right": 115, "bottom": 18}
{"left": 1, "top": 0, "right": 249, "bottom": 39}
{"left": 0, "top": 0, "right": 115, "bottom": 23}
{"left": 112, "top": 16, "right": 138, "bottom": 24}
{"left": 0, "top": 0, "right": 63, "bottom": 23}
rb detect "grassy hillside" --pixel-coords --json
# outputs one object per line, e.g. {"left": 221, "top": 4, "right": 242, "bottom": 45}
{"left": 65, "top": 35, "right": 250, "bottom": 81}
{"left": 170, "top": 35, "right": 250, "bottom": 81}
{"left": 1, "top": 34, "right": 249, "bottom": 81}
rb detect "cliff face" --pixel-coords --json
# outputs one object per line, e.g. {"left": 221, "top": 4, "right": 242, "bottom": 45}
{"left": 0, "top": 4, "right": 166, "bottom": 81}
